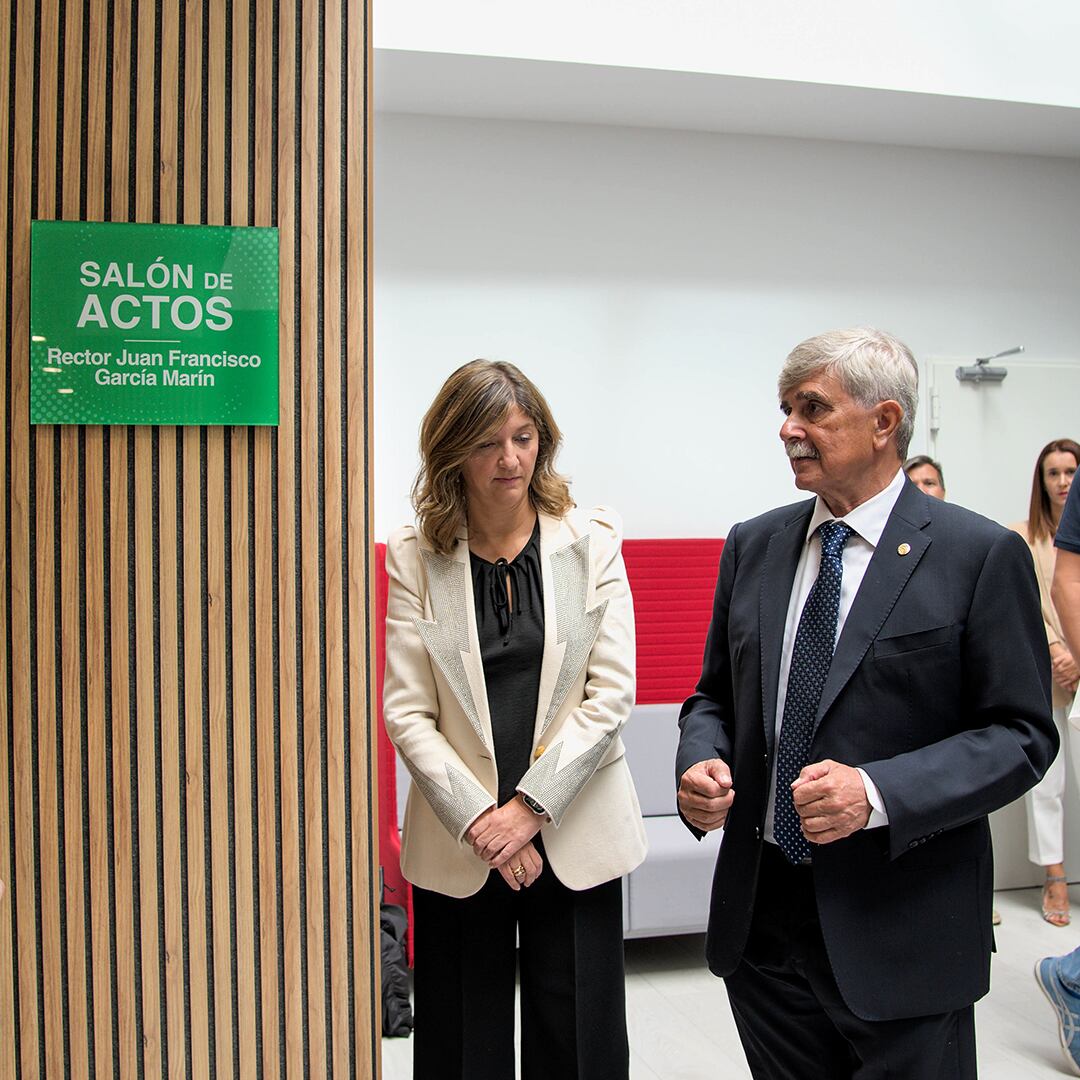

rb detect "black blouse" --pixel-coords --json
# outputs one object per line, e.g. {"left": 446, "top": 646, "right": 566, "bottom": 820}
{"left": 469, "top": 519, "right": 545, "bottom": 807}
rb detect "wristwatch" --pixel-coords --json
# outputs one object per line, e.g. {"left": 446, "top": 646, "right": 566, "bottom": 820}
{"left": 520, "top": 792, "right": 547, "bottom": 817}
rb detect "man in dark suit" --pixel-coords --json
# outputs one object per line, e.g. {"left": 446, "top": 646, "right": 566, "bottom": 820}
{"left": 676, "top": 328, "right": 1057, "bottom": 1079}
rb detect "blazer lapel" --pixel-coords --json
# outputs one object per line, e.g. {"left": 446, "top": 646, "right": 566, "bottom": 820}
{"left": 533, "top": 513, "right": 602, "bottom": 745}
{"left": 760, "top": 501, "right": 815, "bottom": 756}
{"left": 814, "top": 483, "right": 932, "bottom": 730}
{"left": 415, "top": 531, "right": 493, "bottom": 752}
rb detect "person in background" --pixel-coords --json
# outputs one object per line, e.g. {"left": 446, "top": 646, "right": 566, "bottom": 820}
{"left": 677, "top": 327, "right": 1056, "bottom": 1079}
{"left": 383, "top": 360, "right": 646, "bottom": 1080}
{"left": 1010, "top": 439, "right": 1080, "bottom": 926}
{"left": 1035, "top": 473, "right": 1080, "bottom": 1074}
{"left": 904, "top": 454, "right": 946, "bottom": 500}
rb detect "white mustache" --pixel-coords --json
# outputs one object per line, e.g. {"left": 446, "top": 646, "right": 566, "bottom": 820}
{"left": 785, "top": 440, "right": 819, "bottom": 460}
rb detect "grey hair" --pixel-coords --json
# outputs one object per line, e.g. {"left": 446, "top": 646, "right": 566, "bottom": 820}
{"left": 778, "top": 328, "right": 919, "bottom": 460}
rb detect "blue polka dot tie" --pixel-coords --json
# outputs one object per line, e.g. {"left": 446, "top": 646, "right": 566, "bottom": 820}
{"left": 773, "top": 519, "right": 854, "bottom": 865}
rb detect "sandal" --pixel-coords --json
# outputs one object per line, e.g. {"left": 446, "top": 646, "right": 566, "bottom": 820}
{"left": 1043, "top": 873, "right": 1071, "bottom": 927}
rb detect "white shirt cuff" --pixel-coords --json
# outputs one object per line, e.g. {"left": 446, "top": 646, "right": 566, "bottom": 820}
{"left": 857, "top": 768, "right": 889, "bottom": 828}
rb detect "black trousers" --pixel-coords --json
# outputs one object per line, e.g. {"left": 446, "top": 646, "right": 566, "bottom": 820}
{"left": 725, "top": 842, "right": 977, "bottom": 1080}
{"left": 412, "top": 861, "right": 628, "bottom": 1080}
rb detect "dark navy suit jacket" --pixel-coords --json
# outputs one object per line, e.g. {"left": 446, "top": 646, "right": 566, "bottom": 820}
{"left": 676, "top": 477, "right": 1058, "bottom": 1021}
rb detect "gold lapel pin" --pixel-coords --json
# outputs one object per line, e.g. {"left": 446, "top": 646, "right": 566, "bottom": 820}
{"left": 897, "top": 543, "right": 911, "bottom": 556}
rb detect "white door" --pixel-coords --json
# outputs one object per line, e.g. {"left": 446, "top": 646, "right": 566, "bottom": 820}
{"left": 924, "top": 356, "right": 1080, "bottom": 889}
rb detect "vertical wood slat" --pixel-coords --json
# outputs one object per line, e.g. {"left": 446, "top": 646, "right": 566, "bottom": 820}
{"left": 107, "top": 8, "right": 139, "bottom": 1077}
{"left": 321, "top": 3, "right": 351, "bottom": 1078}
{"left": 297, "top": 0, "right": 328, "bottom": 1076}
{"left": 156, "top": 16, "right": 186, "bottom": 1080}
{"left": 61, "top": 429, "right": 88, "bottom": 1080}
{"left": 60, "top": 4, "right": 92, "bottom": 1078}
{"left": 181, "top": 5, "right": 212, "bottom": 1079}
{"left": 133, "top": 2, "right": 164, "bottom": 1077}
{"left": 134, "top": 422, "right": 163, "bottom": 1080}
{"left": 203, "top": 7, "right": 235, "bottom": 1079}
{"left": 207, "top": 428, "right": 232, "bottom": 1080}
{"left": 85, "top": 421, "right": 113, "bottom": 1080}
{"left": 252, "top": 3, "right": 282, "bottom": 1077}
{"left": 2, "top": 4, "right": 377, "bottom": 1079}
{"left": 349, "top": 0, "right": 380, "bottom": 1065}
{"left": 83, "top": 0, "right": 115, "bottom": 1076}
{"left": 227, "top": 5, "right": 258, "bottom": 1076}
{"left": 33, "top": 3, "right": 63, "bottom": 1075}
{"left": 181, "top": 421, "right": 209, "bottom": 1080}
{"left": 111, "top": 103, "right": 134, "bottom": 1080}
{"left": 35, "top": 431, "right": 62, "bottom": 1080}
{"left": 157, "top": 420, "right": 185, "bottom": 1080}
{"left": 109, "top": 428, "right": 138, "bottom": 1080}
{"left": 230, "top": 424, "right": 258, "bottom": 1080}
{"left": 0, "top": 0, "right": 13, "bottom": 1063}
{"left": 8, "top": 9, "right": 37, "bottom": 1072}
{"left": 275, "top": 2, "right": 305, "bottom": 1075}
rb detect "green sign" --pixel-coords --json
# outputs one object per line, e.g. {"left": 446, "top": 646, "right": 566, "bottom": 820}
{"left": 30, "top": 220, "right": 279, "bottom": 425}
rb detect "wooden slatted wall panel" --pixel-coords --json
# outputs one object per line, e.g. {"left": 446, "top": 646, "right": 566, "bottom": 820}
{"left": 0, "top": 2, "right": 380, "bottom": 1078}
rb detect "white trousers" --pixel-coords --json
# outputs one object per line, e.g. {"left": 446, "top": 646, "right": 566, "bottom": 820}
{"left": 1026, "top": 704, "right": 1080, "bottom": 867}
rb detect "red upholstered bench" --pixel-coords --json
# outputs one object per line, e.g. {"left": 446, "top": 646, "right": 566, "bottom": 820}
{"left": 374, "top": 537, "right": 726, "bottom": 943}
{"left": 620, "top": 539, "right": 725, "bottom": 936}
{"left": 373, "top": 545, "right": 413, "bottom": 957}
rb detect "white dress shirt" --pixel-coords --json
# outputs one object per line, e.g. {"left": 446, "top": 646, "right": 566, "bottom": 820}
{"left": 763, "top": 467, "right": 906, "bottom": 845}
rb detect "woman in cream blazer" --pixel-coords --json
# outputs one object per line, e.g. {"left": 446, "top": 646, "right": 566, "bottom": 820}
{"left": 384, "top": 359, "right": 646, "bottom": 1080}
{"left": 1011, "top": 437, "right": 1080, "bottom": 926}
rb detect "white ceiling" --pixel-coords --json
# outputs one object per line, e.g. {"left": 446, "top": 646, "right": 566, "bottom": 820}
{"left": 375, "top": 50, "right": 1080, "bottom": 159}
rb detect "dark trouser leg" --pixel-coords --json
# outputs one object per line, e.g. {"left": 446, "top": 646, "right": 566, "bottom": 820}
{"left": 517, "top": 869, "right": 629, "bottom": 1080}
{"left": 726, "top": 936, "right": 856, "bottom": 1077}
{"left": 809, "top": 964, "right": 976, "bottom": 1080}
{"left": 411, "top": 876, "right": 518, "bottom": 1080}
{"left": 726, "top": 843, "right": 977, "bottom": 1080}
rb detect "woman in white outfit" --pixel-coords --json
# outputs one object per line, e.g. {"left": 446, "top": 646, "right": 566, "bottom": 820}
{"left": 383, "top": 360, "right": 646, "bottom": 1079}
{"left": 1011, "top": 438, "right": 1080, "bottom": 925}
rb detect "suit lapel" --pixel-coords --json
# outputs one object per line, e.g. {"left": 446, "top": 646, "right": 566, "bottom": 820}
{"left": 814, "top": 483, "right": 932, "bottom": 730}
{"left": 415, "top": 532, "right": 493, "bottom": 751}
{"left": 534, "top": 513, "right": 566, "bottom": 743}
{"left": 533, "top": 513, "right": 603, "bottom": 744}
{"left": 759, "top": 501, "right": 815, "bottom": 756}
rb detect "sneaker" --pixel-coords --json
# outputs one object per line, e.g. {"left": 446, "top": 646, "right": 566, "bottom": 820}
{"left": 1034, "top": 956, "right": 1080, "bottom": 1076}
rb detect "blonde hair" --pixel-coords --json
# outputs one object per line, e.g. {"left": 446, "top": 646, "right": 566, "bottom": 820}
{"left": 412, "top": 360, "right": 574, "bottom": 554}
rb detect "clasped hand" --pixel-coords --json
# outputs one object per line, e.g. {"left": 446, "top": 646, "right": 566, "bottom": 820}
{"left": 494, "top": 840, "right": 543, "bottom": 891}
{"left": 1050, "top": 643, "right": 1079, "bottom": 693}
{"left": 466, "top": 796, "right": 543, "bottom": 877}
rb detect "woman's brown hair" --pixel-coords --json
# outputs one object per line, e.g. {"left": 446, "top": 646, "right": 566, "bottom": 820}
{"left": 1028, "top": 438, "right": 1080, "bottom": 543}
{"left": 412, "top": 360, "right": 574, "bottom": 554}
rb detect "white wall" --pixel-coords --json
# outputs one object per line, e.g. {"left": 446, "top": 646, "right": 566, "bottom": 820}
{"left": 375, "top": 0, "right": 1080, "bottom": 108}
{"left": 374, "top": 113, "right": 1080, "bottom": 540}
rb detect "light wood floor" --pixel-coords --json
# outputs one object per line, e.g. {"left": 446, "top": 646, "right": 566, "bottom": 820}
{"left": 381, "top": 885, "right": 1080, "bottom": 1078}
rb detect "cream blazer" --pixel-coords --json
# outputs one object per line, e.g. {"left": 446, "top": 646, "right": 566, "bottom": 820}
{"left": 1010, "top": 520, "right": 1074, "bottom": 710}
{"left": 383, "top": 506, "right": 648, "bottom": 898}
